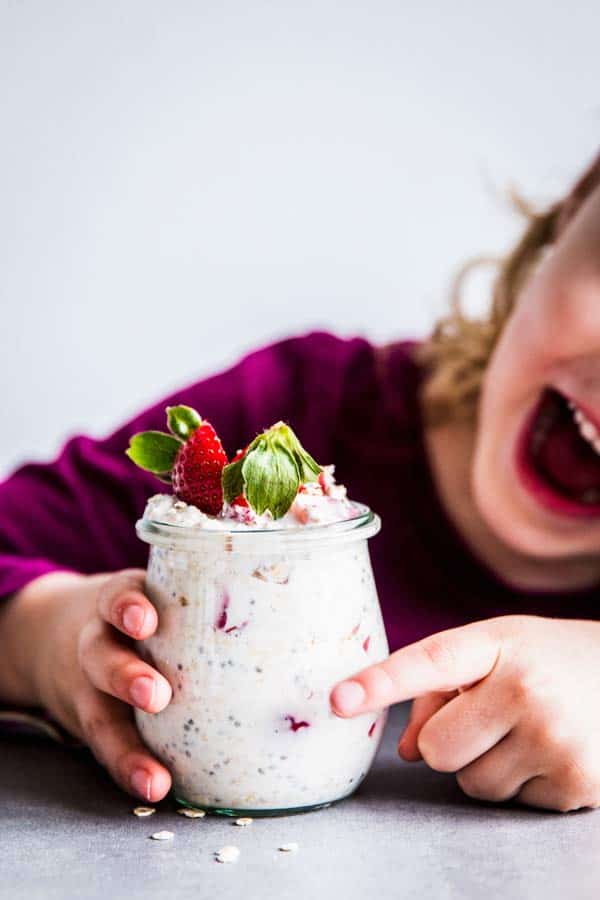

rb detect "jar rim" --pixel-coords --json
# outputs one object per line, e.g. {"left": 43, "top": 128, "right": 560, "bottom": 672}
{"left": 136, "top": 502, "right": 381, "bottom": 549}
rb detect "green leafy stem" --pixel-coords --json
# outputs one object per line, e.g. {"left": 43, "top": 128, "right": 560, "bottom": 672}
{"left": 125, "top": 405, "right": 201, "bottom": 479}
{"left": 222, "top": 421, "right": 321, "bottom": 519}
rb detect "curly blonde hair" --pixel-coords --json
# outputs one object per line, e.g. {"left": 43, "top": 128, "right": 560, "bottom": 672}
{"left": 419, "top": 154, "right": 600, "bottom": 427}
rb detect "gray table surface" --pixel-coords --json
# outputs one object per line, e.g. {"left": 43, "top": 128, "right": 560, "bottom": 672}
{"left": 2, "top": 704, "right": 600, "bottom": 900}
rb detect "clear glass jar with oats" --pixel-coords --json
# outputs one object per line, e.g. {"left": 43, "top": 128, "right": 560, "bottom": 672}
{"left": 134, "top": 503, "right": 388, "bottom": 817}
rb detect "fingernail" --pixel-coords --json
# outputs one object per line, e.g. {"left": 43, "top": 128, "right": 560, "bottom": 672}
{"left": 123, "top": 604, "right": 146, "bottom": 637}
{"left": 130, "top": 767, "right": 152, "bottom": 801}
{"left": 130, "top": 675, "right": 155, "bottom": 709}
{"left": 331, "top": 680, "right": 366, "bottom": 715}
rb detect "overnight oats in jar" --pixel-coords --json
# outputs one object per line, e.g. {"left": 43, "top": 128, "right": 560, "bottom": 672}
{"left": 127, "top": 407, "right": 389, "bottom": 816}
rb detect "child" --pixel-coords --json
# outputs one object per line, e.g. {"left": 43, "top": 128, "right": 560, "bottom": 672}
{"left": 1, "top": 152, "right": 599, "bottom": 812}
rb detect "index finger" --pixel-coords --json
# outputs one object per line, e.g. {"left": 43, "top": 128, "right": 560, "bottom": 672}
{"left": 330, "top": 621, "right": 500, "bottom": 717}
{"left": 96, "top": 569, "right": 158, "bottom": 640}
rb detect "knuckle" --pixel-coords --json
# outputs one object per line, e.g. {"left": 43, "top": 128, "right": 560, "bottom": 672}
{"left": 456, "top": 769, "right": 492, "bottom": 802}
{"left": 421, "top": 636, "right": 457, "bottom": 678}
{"left": 97, "top": 570, "right": 145, "bottom": 613}
{"left": 118, "top": 568, "right": 147, "bottom": 582}
{"left": 555, "top": 754, "right": 600, "bottom": 811}
{"left": 526, "top": 708, "right": 573, "bottom": 756}
{"left": 507, "top": 674, "right": 533, "bottom": 708}
{"left": 505, "top": 663, "right": 546, "bottom": 710}
{"left": 78, "top": 620, "right": 101, "bottom": 665}
{"left": 365, "top": 665, "right": 395, "bottom": 701}
{"left": 109, "top": 660, "right": 139, "bottom": 697}
{"left": 80, "top": 710, "right": 111, "bottom": 749}
{"left": 528, "top": 719, "right": 557, "bottom": 751}
{"left": 96, "top": 574, "right": 120, "bottom": 608}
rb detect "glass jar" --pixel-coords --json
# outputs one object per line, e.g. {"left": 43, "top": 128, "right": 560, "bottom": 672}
{"left": 134, "top": 504, "right": 388, "bottom": 817}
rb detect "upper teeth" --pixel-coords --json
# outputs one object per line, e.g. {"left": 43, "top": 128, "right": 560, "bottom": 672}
{"left": 568, "top": 400, "right": 600, "bottom": 454}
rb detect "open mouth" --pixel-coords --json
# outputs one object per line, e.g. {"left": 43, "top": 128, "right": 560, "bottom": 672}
{"left": 517, "top": 388, "right": 600, "bottom": 518}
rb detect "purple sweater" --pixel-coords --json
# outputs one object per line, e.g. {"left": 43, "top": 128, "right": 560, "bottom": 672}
{"left": 1, "top": 332, "right": 598, "bottom": 654}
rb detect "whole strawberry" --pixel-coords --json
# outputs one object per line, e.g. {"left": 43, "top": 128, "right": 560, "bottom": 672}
{"left": 171, "top": 419, "right": 229, "bottom": 514}
{"left": 126, "top": 405, "right": 228, "bottom": 515}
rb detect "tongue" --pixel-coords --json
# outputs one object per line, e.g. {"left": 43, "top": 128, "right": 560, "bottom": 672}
{"left": 537, "top": 420, "right": 600, "bottom": 497}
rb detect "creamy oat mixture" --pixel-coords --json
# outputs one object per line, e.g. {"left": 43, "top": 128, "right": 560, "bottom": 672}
{"left": 144, "top": 466, "right": 357, "bottom": 530}
{"left": 135, "top": 471, "right": 387, "bottom": 814}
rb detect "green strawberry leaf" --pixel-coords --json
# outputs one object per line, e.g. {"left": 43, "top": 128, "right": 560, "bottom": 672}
{"left": 166, "top": 405, "right": 202, "bottom": 440}
{"left": 221, "top": 421, "right": 321, "bottom": 519}
{"left": 126, "top": 431, "right": 181, "bottom": 474}
{"left": 242, "top": 438, "right": 300, "bottom": 519}
{"left": 222, "top": 456, "right": 245, "bottom": 503}
{"left": 273, "top": 423, "right": 321, "bottom": 483}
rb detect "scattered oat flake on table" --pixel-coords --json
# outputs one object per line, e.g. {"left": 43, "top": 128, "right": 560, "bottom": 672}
{"left": 133, "top": 806, "right": 156, "bottom": 817}
{"left": 177, "top": 808, "right": 206, "bottom": 818}
{"left": 279, "top": 842, "right": 299, "bottom": 852}
{"left": 234, "top": 817, "right": 253, "bottom": 826}
{"left": 215, "top": 845, "right": 240, "bottom": 864}
{"left": 150, "top": 831, "right": 174, "bottom": 841}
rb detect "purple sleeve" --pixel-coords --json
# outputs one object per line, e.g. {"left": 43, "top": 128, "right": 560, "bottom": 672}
{"left": 0, "top": 332, "right": 366, "bottom": 601}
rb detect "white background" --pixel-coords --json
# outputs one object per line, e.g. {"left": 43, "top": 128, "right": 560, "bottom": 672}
{"left": 1, "top": 0, "right": 598, "bottom": 475}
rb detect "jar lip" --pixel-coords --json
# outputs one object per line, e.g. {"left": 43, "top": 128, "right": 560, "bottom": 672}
{"left": 136, "top": 502, "right": 381, "bottom": 548}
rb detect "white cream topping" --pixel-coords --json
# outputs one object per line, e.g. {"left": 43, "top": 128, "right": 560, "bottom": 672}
{"left": 143, "top": 466, "right": 358, "bottom": 530}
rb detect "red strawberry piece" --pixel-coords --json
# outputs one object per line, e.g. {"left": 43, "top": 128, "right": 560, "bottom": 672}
{"left": 214, "top": 592, "right": 230, "bottom": 631}
{"left": 292, "top": 504, "right": 311, "bottom": 525}
{"left": 362, "top": 635, "right": 371, "bottom": 653}
{"left": 173, "top": 421, "right": 228, "bottom": 515}
{"left": 231, "top": 445, "right": 249, "bottom": 464}
{"left": 225, "top": 620, "right": 249, "bottom": 634}
{"left": 229, "top": 447, "right": 250, "bottom": 506}
{"left": 368, "top": 720, "right": 377, "bottom": 738}
{"left": 284, "top": 715, "right": 311, "bottom": 732}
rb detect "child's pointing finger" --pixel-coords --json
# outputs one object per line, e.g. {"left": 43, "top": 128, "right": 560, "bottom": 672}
{"left": 330, "top": 622, "right": 501, "bottom": 717}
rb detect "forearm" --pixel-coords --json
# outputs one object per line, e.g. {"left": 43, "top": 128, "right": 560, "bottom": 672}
{"left": 0, "top": 572, "right": 85, "bottom": 706}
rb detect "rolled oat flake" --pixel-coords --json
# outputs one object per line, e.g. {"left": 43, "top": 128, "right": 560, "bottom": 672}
{"left": 150, "top": 831, "right": 174, "bottom": 841}
{"left": 279, "top": 842, "right": 299, "bottom": 853}
{"left": 177, "top": 808, "right": 206, "bottom": 818}
{"left": 215, "top": 845, "right": 240, "bottom": 864}
{"left": 133, "top": 807, "right": 156, "bottom": 817}
{"left": 234, "top": 817, "right": 253, "bottom": 826}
